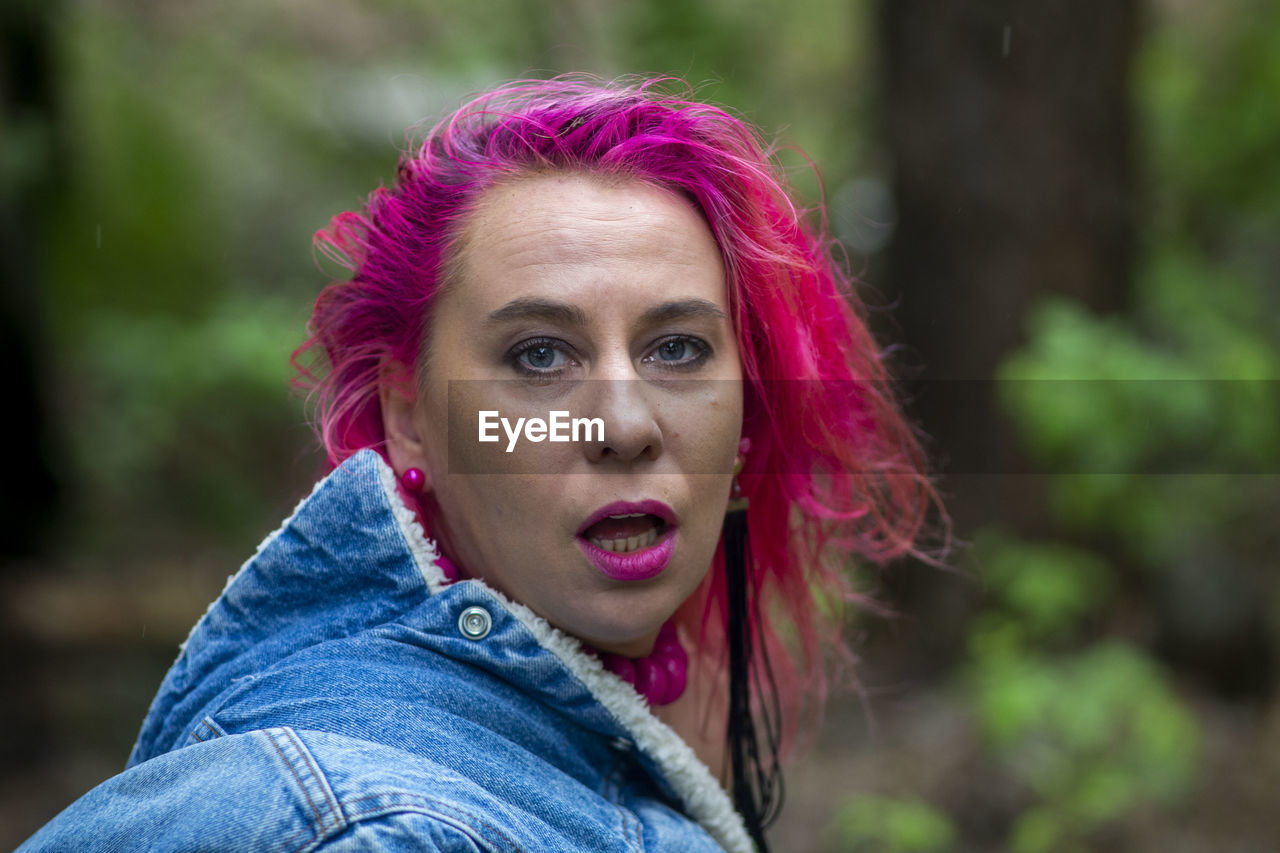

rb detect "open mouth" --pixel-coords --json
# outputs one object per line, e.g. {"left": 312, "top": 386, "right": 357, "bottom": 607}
{"left": 576, "top": 500, "right": 678, "bottom": 581}
{"left": 581, "top": 512, "right": 669, "bottom": 554}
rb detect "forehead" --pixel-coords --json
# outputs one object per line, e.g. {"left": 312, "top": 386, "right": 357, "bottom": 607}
{"left": 449, "top": 172, "right": 726, "bottom": 305}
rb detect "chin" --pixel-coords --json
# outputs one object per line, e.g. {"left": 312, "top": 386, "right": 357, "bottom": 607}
{"left": 561, "top": 594, "right": 675, "bottom": 657}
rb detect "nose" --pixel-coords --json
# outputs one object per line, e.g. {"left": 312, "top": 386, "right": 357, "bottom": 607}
{"left": 581, "top": 379, "right": 664, "bottom": 464}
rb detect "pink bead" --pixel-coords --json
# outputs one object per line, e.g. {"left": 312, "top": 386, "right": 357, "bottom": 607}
{"left": 659, "top": 651, "right": 688, "bottom": 704}
{"left": 400, "top": 467, "right": 426, "bottom": 492}
{"left": 634, "top": 658, "right": 668, "bottom": 705}
{"left": 656, "top": 621, "right": 679, "bottom": 649}
{"left": 602, "top": 654, "right": 636, "bottom": 685}
{"left": 585, "top": 622, "right": 689, "bottom": 706}
{"left": 654, "top": 637, "right": 681, "bottom": 657}
{"left": 436, "top": 555, "right": 459, "bottom": 582}
{"left": 666, "top": 639, "right": 688, "bottom": 669}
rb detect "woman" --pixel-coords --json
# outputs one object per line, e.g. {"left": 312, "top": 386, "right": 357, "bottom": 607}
{"left": 22, "top": 77, "right": 934, "bottom": 852}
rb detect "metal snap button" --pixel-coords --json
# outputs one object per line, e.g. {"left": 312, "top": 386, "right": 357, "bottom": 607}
{"left": 458, "top": 606, "right": 492, "bottom": 640}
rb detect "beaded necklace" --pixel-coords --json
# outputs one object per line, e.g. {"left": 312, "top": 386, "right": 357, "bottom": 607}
{"left": 589, "top": 621, "right": 688, "bottom": 706}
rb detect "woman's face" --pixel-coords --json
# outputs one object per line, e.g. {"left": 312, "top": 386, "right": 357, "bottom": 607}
{"left": 384, "top": 172, "right": 743, "bottom": 657}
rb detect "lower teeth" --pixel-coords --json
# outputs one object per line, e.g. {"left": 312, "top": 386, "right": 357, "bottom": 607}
{"left": 591, "top": 528, "right": 658, "bottom": 553}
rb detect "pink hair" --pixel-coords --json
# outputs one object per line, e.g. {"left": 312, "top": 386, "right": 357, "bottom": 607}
{"left": 295, "top": 76, "right": 939, "bottom": 752}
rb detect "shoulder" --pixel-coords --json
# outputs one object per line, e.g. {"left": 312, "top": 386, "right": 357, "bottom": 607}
{"left": 20, "top": 728, "right": 537, "bottom": 853}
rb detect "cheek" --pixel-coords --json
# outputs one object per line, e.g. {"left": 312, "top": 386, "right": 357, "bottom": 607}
{"left": 674, "top": 389, "right": 743, "bottom": 540}
{"left": 681, "top": 385, "right": 744, "bottom": 469}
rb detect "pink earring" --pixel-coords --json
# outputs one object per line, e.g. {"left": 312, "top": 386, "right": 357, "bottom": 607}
{"left": 733, "top": 437, "right": 751, "bottom": 475}
{"left": 400, "top": 468, "right": 426, "bottom": 492}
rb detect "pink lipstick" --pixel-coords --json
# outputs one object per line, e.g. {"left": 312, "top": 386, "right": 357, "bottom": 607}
{"left": 576, "top": 500, "right": 677, "bottom": 581}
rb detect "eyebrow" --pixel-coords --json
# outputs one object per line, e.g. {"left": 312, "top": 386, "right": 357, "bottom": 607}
{"left": 486, "top": 298, "right": 589, "bottom": 327}
{"left": 486, "top": 298, "right": 727, "bottom": 327}
{"left": 638, "top": 299, "right": 728, "bottom": 325}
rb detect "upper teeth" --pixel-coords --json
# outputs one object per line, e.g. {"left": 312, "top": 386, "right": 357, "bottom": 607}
{"left": 591, "top": 527, "right": 659, "bottom": 554}
{"left": 610, "top": 513, "right": 646, "bottom": 519}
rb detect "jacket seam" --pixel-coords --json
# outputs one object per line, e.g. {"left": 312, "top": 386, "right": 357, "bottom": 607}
{"left": 340, "top": 793, "right": 523, "bottom": 852}
{"left": 190, "top": 716, "right": 225, "bottom": 743}
{"left": 282, "top": 728, "right": 342, "bottom": 826}
{"left": 264, "top": 728, "right": 345, "bottom": 850}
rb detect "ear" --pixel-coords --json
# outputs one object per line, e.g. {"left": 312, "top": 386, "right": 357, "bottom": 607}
{"left": 379, "top": 361, "right": 433, "bottom": 491}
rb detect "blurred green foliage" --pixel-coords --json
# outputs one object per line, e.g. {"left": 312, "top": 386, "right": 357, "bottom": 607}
{"left": 964, "top": 534, "right": 1200, "bottom": 853}
{"left": 998, "top": 0, "right": 1280, "bottom": 572}
{"left": 830, "top": 1, "right": 1279, "bottom": 849}
{"left": 964, "top": 0, "right": 1278, "bottom": 847}
{"left": 828, "top": 795, "right": 957, "bottom": 853}
{"left": 1138, "top": 0, "right": 1280, "bottom": 229}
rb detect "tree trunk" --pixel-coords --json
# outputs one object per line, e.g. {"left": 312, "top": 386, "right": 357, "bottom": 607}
{"left": 872, "top": 0, "right": 1140, "bottom": 673}
{"left": 880, "top": 0, "right": 1138, "bottom": 522}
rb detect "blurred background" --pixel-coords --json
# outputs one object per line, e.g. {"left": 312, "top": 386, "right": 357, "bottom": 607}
{"left": 2, "top": 0, "right": 1277, "bottom": 849}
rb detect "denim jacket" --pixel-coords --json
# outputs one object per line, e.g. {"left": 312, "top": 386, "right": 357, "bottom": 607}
{"left": 21, "top": 449, "right": 753, "bottom": 852}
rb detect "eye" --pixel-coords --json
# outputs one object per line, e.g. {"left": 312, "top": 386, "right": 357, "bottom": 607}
{"left": 657, "top": 340, "right": 689, "bottom": 361}
{"left": 523, "top": 345, "right": 559, "bottom": 370}
{"left": 643, "top": 336, "right": 710, "bottom": 370}
{"left": 507, "top": 337, "right": 577, "bottom": 375}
